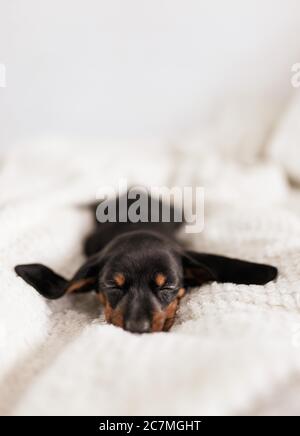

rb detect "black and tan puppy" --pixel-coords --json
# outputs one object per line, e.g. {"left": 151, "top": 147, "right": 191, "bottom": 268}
{"left": 15, "top": 192, "right": 278, "bottom": 333}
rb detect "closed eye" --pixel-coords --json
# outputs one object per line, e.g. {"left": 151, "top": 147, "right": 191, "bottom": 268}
{"left": 104, "top": 279, "right": 127, "bottom": 291}
{"left": 104, "top": 284, "right": 126, "bottom": 293}
{"left": 153, "top": 274, "right": 175, "bottom": 291}
{"left": 107, "top": 285, "right": 122, "bottom": 290}
{"left": 100, "top": 280, "right": 127, "bottom": 297}
{"left": 160, "top": 284, "right": 177, "bottom": 290}
{"left": 157, "top": 287, "right": 178, "bottom": 304}
{"left": 156, "top": 280, "right": 177, "bottom": 291}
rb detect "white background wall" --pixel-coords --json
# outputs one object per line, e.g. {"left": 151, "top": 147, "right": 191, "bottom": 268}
{"left": 1, "top": 0, "right": 300, "bottom": 149}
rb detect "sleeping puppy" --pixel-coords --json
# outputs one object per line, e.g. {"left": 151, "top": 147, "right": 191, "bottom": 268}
{"left": 15, "top": 192, "right": 278, "bottom": 333}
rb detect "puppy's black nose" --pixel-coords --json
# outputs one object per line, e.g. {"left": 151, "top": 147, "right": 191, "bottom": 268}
{"left": 125, "top": 319, "right": 151, "bottom": 334}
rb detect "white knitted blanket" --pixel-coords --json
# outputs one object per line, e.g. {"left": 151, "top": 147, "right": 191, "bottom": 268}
{"left": 1, "top": 96, "right": 300, "bottom": 415}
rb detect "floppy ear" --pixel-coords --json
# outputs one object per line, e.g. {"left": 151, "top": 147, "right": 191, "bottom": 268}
{"left": 182, "top": 251, "right": 278, "bottom": 287}
{"left": 15, "top": 264, "right": 69, "bottom": 299}
{"left": 15, "top": 253, "right": 104, "bottom": 300}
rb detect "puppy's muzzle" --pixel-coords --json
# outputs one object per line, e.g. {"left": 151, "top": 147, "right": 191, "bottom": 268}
{"left": 124, "top": 319, "right": 151, "bottom": 334}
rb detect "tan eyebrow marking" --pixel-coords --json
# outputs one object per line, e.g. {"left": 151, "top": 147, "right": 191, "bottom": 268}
{"left": 114, "top": 273, "right": 125, "bottom": 287}
{"left": 155, "top": 273, "right": 167, "bottom": 287}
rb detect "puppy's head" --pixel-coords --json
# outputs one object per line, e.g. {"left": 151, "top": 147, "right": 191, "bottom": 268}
{"left": 96, "top": 231, "right": 189, "bottom": 333}
{"left": 15, "top": 231, "right": 278, "bottom": 334}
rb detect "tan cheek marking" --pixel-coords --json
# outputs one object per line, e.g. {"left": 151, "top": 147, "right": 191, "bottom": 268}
{"left": 110, "top": 309, "right": 124, "bottom": 328}
{"left": 177, "top": 287, "right": 186, "bottom": 299}
{"left": 100, "top": 296, "right": 124, "bottom": 329}
{"left": 163, "top": 300, "right": 179, "bottom": 331}
{"left": 114, "top": 273, "right": 125, "bottom": 287}
{"left": 97, "top": 293, "right": 112, "bottom": 322}
{"left": 155, "top": 273, "right": 166, "bottom": 287}
{"left": 97, "top": 292, "right": 106, "bottom": 305}
{"left": 151, "top": 288, "right": 186, "bottom": 332}
{"left": 104, "top": 303, "right": 113, "bottom": 323}
{"left": 163, "top": 317, "right": 176, "bottom": 332}
{"left": 151, "top": 311, "right": 166, "bottom": 332}
{"left": 165, "top": 299, "right": 178, "bottom": 318}
{"left": 66, "top": 278, "right": 96, "bottom": 294}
